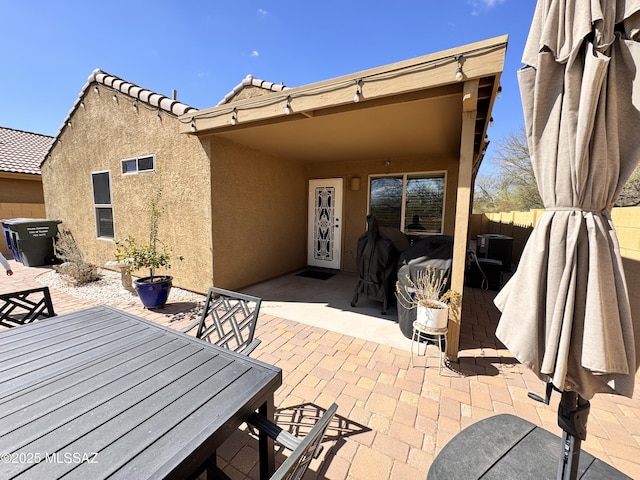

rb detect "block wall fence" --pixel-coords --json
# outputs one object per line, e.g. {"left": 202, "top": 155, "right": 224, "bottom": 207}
{"left": 469, "top": 206, "right": 640, "bottom": 320}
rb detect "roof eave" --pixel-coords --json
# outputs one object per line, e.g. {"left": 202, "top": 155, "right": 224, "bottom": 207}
{"left": 0, "top": 171, "right": 42, "bottom": 180}
{"left": 181, "top": 35, "right": 509, "bottom": 135}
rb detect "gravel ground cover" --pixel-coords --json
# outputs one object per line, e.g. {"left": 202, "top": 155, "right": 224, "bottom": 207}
{"left": 36, "top": 268, "right": 205, "bottom": 323}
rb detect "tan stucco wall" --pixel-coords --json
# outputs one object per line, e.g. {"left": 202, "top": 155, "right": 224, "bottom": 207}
{"left": 0, "top": 176, "right": 44, "bottom": 204}
{"left": 0, "top": 176, "right": 46, "bottom": 257}
{"left": 41, "top": 86, "right": 213, "bottom": 294}
{"left": 207, "top": 136, "right": 307, "bottom": 290}
{"left": 307, "top": 155, "right": 459, "bottom": 272}
{"left": 0, "top": 202, "right": 47, "bottom": 257}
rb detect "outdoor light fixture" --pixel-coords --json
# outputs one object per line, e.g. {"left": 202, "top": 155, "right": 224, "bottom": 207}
{"left": 490, "top": 117, "right": 494, "bottom": 127}
{"left": 284, "top": 96, "right": 292, "bottom": 115}
{"left": 94, "top": 85, "right": 99, "bottom": 93}
{"left": 80, "top": 101, "right": 85, "bottom": 109}
{"left": 190, "top": 119, "right": 196, "bottom": 132}
{"left": 497, "top": 85, "right": 503, "bottom": 98}
{"left": 353, "top": 79, "right": 362, "bottom": 103}
{"left": 132, "top": 100, "right": 138, "bottom": 111}
{"left": 67, "top": 121, "right": 72, "bottom": 127}
{"left": 455, "top": 54, "right": 464, "bottom": 82}
{"left": 350, "top": 176, "right": 361, "bottom": 191}
{"left": 230, "top": 108, "right": 237, "bottom": 126}
{"left": 112, "top": 94, "right": 118, "bottom": 103}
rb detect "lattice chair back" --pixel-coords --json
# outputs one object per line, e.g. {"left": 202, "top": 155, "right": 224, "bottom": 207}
{"left": 249, "top": 403, "right": 339, "bottom": 480}
{"left": 182, "top": 287, "right": 262, "bottom": 355}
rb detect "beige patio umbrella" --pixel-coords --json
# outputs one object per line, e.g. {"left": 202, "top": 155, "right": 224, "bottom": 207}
{"left": 494, "top": 1, "right": 640, "bottom": 476}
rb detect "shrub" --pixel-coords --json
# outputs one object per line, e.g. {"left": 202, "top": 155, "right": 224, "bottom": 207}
{"left": 53, "top": 229, "right": 100, "bottom": 286}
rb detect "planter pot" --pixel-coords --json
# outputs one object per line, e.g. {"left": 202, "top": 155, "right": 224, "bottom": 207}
{"left": 134, "top": 275, "right": 173, "bottom": 309}
{"left": 416, "top": 301, "right": 448, "bottom": 329}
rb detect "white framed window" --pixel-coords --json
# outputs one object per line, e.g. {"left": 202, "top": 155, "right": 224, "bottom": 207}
{"left": 121, "top": 154, "right": 155, "bottom": 174}
{"left": 91, "top": 171, "right": 114, "bottom": 239}
{"left": 368, "top": 172, "right": 446, "bottom": 234}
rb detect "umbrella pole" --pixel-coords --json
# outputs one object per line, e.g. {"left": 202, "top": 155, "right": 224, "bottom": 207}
{"left": 557, "top": 390, "right": 590, "bottom": 480}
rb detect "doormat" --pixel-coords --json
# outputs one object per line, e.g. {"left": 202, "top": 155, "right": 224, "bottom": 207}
{"left": 295, "top": 270, "right": 336, "bottom": 280}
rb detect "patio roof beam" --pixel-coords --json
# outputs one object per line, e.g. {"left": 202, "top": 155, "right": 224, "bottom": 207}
{"left": 181, "top": 35, "right": 508, "bottom": 135}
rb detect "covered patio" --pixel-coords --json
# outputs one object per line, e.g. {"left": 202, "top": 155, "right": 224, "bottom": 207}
{"left": 181, "top": 35, "right": 509, "bottom": 360}
{"left": 2, "top": 261, "right": 639, "bottom": 479}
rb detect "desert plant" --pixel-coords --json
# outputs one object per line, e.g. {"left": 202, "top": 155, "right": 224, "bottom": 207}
{"left": 114, "top": 190, "right": 181, "bottom": 281}
{"left": 54, "top": 229, "right": 100, "bottom": 285}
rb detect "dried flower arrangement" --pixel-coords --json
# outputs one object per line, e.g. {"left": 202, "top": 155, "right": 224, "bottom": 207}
{"left": 396, "top": 265, "right": 460, "bottom": 329}
{"left": 395, "top": 265, "right": 450, "bottom": 310}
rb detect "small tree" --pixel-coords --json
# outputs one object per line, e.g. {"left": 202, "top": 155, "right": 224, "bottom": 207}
{"left": 474, "top": 127, "right": 543, "bottom": 213}
{"left": 114, "top": 190, "right": 181, "bottom": 281}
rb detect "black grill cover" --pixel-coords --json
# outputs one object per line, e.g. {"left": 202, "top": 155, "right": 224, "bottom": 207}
{"left": 350, "top": 215, "right": 407, "bottom": 314}
{"left": 397, "top": 235, "right": 454, "bottom": 338}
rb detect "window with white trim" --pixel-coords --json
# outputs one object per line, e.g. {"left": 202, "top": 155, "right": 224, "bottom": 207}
{"left": 121, "top": 155, "right": 155, "bottom": 174}
{"left": 369, "top": 172, "right": 445, "bottom": 234}
{"left": 91, "top": 171, "right": 114, "bottom": 239}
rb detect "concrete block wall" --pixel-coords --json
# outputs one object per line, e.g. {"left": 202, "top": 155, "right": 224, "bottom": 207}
{"left": 470, "top": 206, "right": 640, "bottom": 319}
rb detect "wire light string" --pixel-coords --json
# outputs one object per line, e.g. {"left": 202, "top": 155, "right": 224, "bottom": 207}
{"left": 183, "top": 42, "right": 504, "bottom": 127}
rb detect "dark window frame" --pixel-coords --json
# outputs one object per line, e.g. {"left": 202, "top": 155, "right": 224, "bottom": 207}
{"left": 91, "top": 171, "right": 114, "bottom": 239}
{"left": 121, "top": 154, "right": 156, "bottom": 175}
{"left": 368, "top": 171, "right": 446, "bottom": 234}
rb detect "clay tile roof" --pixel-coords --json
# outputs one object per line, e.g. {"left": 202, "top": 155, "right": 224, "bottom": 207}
{"left": 0, "top": 126, "right": 53, "bottom": 175}
{"left": 87, "top": 69, "right": 198, "bottom": 117}
{"left": 217, "top": 74, "right": 290, "bottom": 106}
{"left": 44, "top": 69, "right": 200, "bottom": 163}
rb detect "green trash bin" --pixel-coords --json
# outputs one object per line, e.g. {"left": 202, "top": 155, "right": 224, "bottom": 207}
{"left": 2, "top": 218, "right": 62, "bottom": 267}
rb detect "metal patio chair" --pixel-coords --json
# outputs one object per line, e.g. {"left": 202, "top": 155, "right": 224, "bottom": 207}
{"left": 0, "top": 287, "right": 56, "bottom": 328}
{"left": 181, "top": 287, "right": 262, "bottom": 355}
{"left": 208, "top": 403, "right": 338, "bottom": 480}
{"left": 248, "top": 403, "right": 338, "bottom": 480}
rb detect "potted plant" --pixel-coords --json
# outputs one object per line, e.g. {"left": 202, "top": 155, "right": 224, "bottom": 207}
{"left": 396, "top": 265, "right": 455, "bottom": 329}
{"left": 114, "top": 190, "right": 182, "bottom": 308}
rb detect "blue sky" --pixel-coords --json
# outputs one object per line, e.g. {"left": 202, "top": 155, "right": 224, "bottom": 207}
{"left": 1, "top": 0, "right": 536, "bottom": 172}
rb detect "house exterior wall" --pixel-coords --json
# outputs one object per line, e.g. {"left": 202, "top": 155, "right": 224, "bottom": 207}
{"left": 0, "top": 201, "right": 46, "bottom": 257}
{"left": 207, "top": 136, "right": 307, "bottom": 290}
{"left": 0, "top": 175, "right": 46, "bottom": 258}
{"left": 307, "top": 154, "right": 459, "bottom": 272}
{"left": 42, "top": 87, "right": 213, "bottom": 294}
{"left": 0, "top": 176, "right": 44, "bottom": 204}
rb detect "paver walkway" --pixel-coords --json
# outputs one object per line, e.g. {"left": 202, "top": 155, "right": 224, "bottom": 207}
{"left": 1, "top": 261, "right": 639, "bottom": 479}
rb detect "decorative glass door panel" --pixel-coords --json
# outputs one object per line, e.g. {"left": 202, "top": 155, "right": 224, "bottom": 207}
{"left": 307, "top": 179, "right": 343, "bottom": 269}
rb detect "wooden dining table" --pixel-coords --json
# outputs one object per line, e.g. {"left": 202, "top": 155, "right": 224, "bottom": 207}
{"left": 0, "top": 305, "right": 282, "bottom": 479}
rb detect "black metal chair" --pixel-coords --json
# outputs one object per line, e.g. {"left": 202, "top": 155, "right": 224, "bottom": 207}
{"left": 181, "top": 287, "right": 262, "bottom": 355}
{"left": 209, "top": 403, "right": 338, "bottom": 480}
{"left": 0, "top": 287, "right": 56, "bottom": 328}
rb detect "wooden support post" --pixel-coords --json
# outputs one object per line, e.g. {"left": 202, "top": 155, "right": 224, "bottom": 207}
{"left": 447, "top": 79, "right": 478, "bottom": 360}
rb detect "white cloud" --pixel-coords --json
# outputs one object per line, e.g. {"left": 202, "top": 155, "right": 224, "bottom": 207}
{"left": 250, "top": 51, "right": 259, "bottom": 57}
{"left": 469, "top": 0, "right": 505, "bottom": 12}
{"left": 258, "top": 8, "right": 268, "bottom": 15}
{"left": 481, "top": 0, "right": 506, "bottom": 6}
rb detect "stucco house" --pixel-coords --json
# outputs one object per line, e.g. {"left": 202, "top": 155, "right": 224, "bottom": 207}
{"left": 0, "top": 126, "right": 52, "bottom": 257}
{"left": 42, "top": 35, "right": 507, "bottom": 356}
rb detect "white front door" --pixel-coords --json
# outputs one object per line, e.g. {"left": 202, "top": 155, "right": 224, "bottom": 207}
{"left": 307, "top": 178, "right": 343, "bottom": 269}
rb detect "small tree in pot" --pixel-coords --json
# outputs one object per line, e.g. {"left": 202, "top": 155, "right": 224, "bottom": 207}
{"left": 114, "top": 190, "right": 182, "bottom": 308}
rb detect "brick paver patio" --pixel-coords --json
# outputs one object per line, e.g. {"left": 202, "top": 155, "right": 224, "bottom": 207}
{"left": 2, "top": 261, "right": 639, "bottom": 479}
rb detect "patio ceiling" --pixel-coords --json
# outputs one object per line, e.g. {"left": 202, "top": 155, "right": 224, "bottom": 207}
{"left": 181, "top": 35, "right": 508, "bottom": 166}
